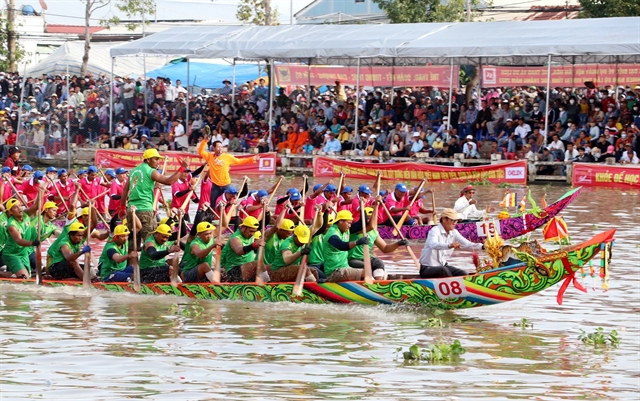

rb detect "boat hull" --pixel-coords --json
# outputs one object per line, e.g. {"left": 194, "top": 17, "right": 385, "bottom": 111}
{"left": 3, "top": 228, "right": 613, "bottom": 309}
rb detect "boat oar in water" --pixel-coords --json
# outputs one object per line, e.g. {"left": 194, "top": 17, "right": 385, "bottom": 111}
{"left": 213, "top": 202, "right": 224, "bottom": 283}
{"left": 35, "top": 187, "right": 43, "bottom": 285}
{"left": 83, "top": 200, "right": 93, "bottom": 289}
{"left": 130, "top": 206, "right": 141, "bottom": 291}
{"left": 255, "top": 203, "right": 268, "bottom": 286}
{"left": 359, "top": 198, "right": 374, "bottom": 284}
{"left": 292, "top": 208, "right": 319, "bottom": 296}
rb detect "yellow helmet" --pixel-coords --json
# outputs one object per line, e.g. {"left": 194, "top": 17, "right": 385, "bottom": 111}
{"left": 155, "top": 224, "right": 173, "bottom": 236}
{"left": 294, "top": 225, "right": 310, "bottom": 244}
{"left": 159, "top": 217, "right": 176, "bottom": 226}
{"left": 364, "top": 207, "right": 374, "bottom": 217}
{"left": 43, "top": 201, "right": 58, "bottom": 211}
{"left": 113, "top": 225, "right": 130, "bottom": 236}
{"left": 143, "top": 148, "right": 164, "bottom": 160}
{"left": 335, "top": 210, "right": 354, "bottom": 222}
{"left": 242, "top": 216, "right": 260, "bottom": 229}
{"left": 197, "top": 221, "right": 216, "bottom": 233}
{"left": 80, "top": 207, "right": 90, "bottom": 216}
{"left": 254, "top": 231, "right": 262, "bottom": 240}
{"left": 327, "top": 215, "right": 335, "bottom": 225}
{"left": 5, "top": 198, "right": 20, "bottom": 211}
{"left": 68, "top": 221, "right": 86, "bottom": 232}
{"left": 279, "top": 218, "right": 295, "bottom": 231}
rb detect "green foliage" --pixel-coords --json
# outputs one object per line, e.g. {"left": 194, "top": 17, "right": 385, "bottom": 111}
{"left": 236, "top": 0, "right": 280, "bottom": 26}
{"left": 372, "top": 0, "right": 486, "bottom": 24}
{"left": 513, "top": 318, "right": 533, "bottom": 329}
{"left": 579, "top": 327, "right": 620, "bottom": 347}
{"left": 398, "top": 340, "right": 465, "bottom": 363}
{"left": 101, "top": 0, "right": 157, "bottom": 31}
{"left": 578, "top": 0, "right": 640, "bottom": 18}
{"left": 0, "top": 14, "right": 27, "bottom": 71}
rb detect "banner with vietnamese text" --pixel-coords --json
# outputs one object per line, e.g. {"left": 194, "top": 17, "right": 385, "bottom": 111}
{"left": 314, "top": 158, "right": 527, "bottom": 184}
{"left": 482, "top": 64, "right": 639, "bottom": 88}
{"left": 275, "top": 65, "right": 458, "bottom": 87}
{"left": 94, "top": 149, "right": 277, "bottom": 175}
{"left": 572, "top": 163, "right": 640, "bottom": 189}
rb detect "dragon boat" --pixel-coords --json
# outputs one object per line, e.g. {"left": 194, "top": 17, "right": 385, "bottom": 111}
{"left": 53, "top": 187, "right": 583, "bottom": 244}
{"left": 1, "top": 228, "right": 614, "bottom": 310}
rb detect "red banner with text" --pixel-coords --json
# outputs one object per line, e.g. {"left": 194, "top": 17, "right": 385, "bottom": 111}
{"left": 275, "top": 65, "right": 458, "bottom": 87}
{"left": 482, "top": 64, "right": 640, "bottom": 88}
{"left": 572, "top": 163, "right": 640, "bottom": 189}
{"left": 314, "top": 158, "right": 527, "bottom": 184}
{"left": 94, "top": 149, "right": 277, "bottom": 175}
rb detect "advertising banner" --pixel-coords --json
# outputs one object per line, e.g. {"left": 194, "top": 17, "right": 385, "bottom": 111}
{"left": 275, "top": 65, "right": 458, "bottom": 87}
{"left": 572, "top": 163, "right": 640, "bottom": 189}
{"left": 94, "top": 149, "right": 277, "bottom": 175}
{"left": 481, "top": 64, "right": 640, "bottom": 88}
{"left": 313, "top": 158, "right": 527, "bottom": 185}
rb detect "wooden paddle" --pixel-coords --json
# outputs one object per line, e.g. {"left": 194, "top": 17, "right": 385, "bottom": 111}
{"left": 360, "top": 197, "right": 374, "bottom": 284}
{"left": 130, "top": 206, "right": 141, "bottom": 291}
{"left": 257, "top": 176, "right": 284, "bottom": 222}
{"left": 213, "top": 202, "right": 224, "bottom": 283}
{"left": 255, "top": 203, "right": 268, "bottom": 286}
{"left": 392, "top": 179, "right": 426, "bottom": 236}
{"left": 83, "top": 200, "right": 93, "bottom": 289}
{"left": 381, "top": 202, "right": 420, "bottom": 269}
{"left": 77, "top": 185, "right": 111, "bottom": 230}
{"left": 300, "top": 175, "right": 308, "bottom": 205}
{"left": 374, "top": 170, "right": 382, "bottom": 196}
{"left": 224, "top": 176, "right": 248, "bottom": 224}
{"left": 152, "top": 158, "right": 168, "bottom": 211}
{"left": 4, "top": 176, "right": 28, "bottom": 207}
{"left": 430, "top": 190, "right": 437, "bottom": 225}
{"left": 35, "top": 188, "right": 43, "bottom": 285}
{"left": 170, "top": 248, "right": 180, "bottom": 287}
{"left": 47, "top": 176, "right": 70, "bottom": 213}
{"left": 292, "top": 208, "right": 319, "bottom": 296}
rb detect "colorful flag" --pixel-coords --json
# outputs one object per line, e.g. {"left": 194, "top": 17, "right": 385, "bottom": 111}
{"left": 543, "top": 216, "right": 569, "bottom": 243}
{"left": 499, "top": 193, "right": 517, "bottom": 208}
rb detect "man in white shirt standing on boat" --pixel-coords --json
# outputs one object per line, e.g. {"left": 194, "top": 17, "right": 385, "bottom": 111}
{"left": 419, "top": 208, "right": 484, "bottom": 279}
{"left": 453, "top": 185, "right": 495, "bottom": 221}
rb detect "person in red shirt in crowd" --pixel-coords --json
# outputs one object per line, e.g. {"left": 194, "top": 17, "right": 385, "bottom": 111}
{"left": 107, "top": 167, "right": 128, "bottom": 217}
{"left": 170, "top": 168, "right": 198, "bottom": 221}
{"left": 214, "top": 186, "right": 238, "bottom": 220}
{"left": 80, "top": 166, "right": 109, "bottom": 215}
{"left": 350, "top": 185, "right": 375, "bottom": 223}
{"left": 153, "top": 77, "right": 166, "bottom": 102}
{"left": 337, "top": 186, "right": 353, "bottom": 212}
{"left": 3, "top": 147, "right": 21, "bottom": 177}
{"left": 53, "top": 168, "right": 76, "bottom": 216}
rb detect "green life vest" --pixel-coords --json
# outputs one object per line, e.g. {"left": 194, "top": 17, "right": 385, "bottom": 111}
{"left": 99, "top": 240, "right": 129, "bottom": 280}
{"left": 271, "top": 236, "right": 303, "bottom": 271}
{"left": 347, "top": 230, "right": 379, "bottom": 260}
{"left": 181, "top": 236, "right": 213, "bottom": 273}
{"left": 4, "top": 216, "right": 34, "bottom": 258}
{"left": 49, "top": 238, "right": 81, "bottom": 266}
{"left": 140, "top": 235, "right": 174, "bottom": 270}
{"left": 0, "top": 213, "right": 9, "bottom": 250}
{"left": 221, "top": 229, "right": 255, "bottom": 272}
{"left": 31, "top": 215, "right": 57, "bottom": 241}
{"left": 322, "top": 225, "right": 350, "bottom": 276}
{"left": 47, "top": 219, "right": 78, "bottom": 266}
{"left": 308, "top": 233, "right": 324, "bottom": 266}
{"left": 128, "top": 162, "right": 156, "bottom": 211}
{"left": 264, "top": 233, "right": 286, "bottom": 266}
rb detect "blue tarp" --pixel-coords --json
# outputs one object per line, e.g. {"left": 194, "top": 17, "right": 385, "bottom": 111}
{"left": 146, "top": 61, "right": 262, "bottom": 89}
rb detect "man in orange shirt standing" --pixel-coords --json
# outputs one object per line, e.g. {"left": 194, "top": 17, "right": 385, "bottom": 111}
{"left": 198, "top": 138, "right": 259, "bottom": 207}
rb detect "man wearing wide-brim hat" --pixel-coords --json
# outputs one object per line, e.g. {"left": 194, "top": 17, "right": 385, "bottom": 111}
{"left": 418, "top": 208, "right": 484, "bottom": 279}
{"left": 220, "top": 78, "right": 233, "bottom": 97}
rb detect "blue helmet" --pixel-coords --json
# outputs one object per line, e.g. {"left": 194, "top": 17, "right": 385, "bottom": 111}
{"left": 105, "top": 169, "right": 116, "bottom": 178}
{"left": 341, "top": 185, "right": 353, "bottom": 193}
{"left": 289, "top": 190, "right": 301, "bottom": 201}
{"left": 358, "top": 185, "right": 372, "bottom": 195}
{"left": 286, "top": 188, "right": 297, "bottom": 195}
{"left": 313, "top": 184, "right": 323, "bottom": 192}
{"left": 325, "top": 184, "right": 337, "bottom": 193}
{"left": 395, "top": 183, "right": 408, "bottom": 193}
{"left": 33, "top": 171, "right": 44, "bottom": 180}
{"left": 78, "top": 169, "right": 87, "bottom": 176}
{"left": 46, "top": 167, "right": 58, "bottom": 174}
{"left": 257, "top": 189, "right": 269, "bottom": 198}
{"left": 225, "top": 186, "right": 239, "bottom": 195}
{"left": 380, "top": 190, "right": 388, "bottom": 197}
{"left": 57, "top": 168, "right": 67, "bottom": 176}
{"left": 1, "top": 166, "right": 11, "bottom": 174}
{"left": 115, "top": 167, "right": 128, "bottom": 175}
{"left": 22, "top": 165, "right": 33, "bottom": 172}
{"left": 87, "top": 166, "right": 98, "bottom": 173}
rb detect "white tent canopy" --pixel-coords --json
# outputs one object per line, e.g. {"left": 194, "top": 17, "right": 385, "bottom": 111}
{"left": 28, "top": 41, "right": 168, "bottom": 77}
{"left": 110, "top": 17, "right": 640, "bottom": 65}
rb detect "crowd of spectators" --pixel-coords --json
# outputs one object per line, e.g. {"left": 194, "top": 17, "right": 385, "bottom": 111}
{"left": 1, "top": 70, "right": 639, "bottom": 171}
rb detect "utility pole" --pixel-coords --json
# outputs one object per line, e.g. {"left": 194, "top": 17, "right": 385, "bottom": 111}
{"left": 264, "top": 0, "right": 272, "bottom": 25}
{"left": 465, "top": 0, "right": 471, "bottom": 22}
{"left": 7, "top": 0, "right": 17, "bottom": 71}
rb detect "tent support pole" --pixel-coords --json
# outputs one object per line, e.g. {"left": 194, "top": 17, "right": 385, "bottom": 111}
{"left": 615, "top": 56, "right": 619, "bottom": 108}
{"left": 66, "top": 64, "right": 71, "bottom": 171}
{"left": 447, "top": 58, "right": 454, "bottom": 141}
{"left": 268, "top": 58, "right": 274, "bottom": 152}
{"left": 307, "top": 58, "right": 311, "bottom": 107}
{"left": 109, "top": 57, "right": 114, "bottom": 135}
{"left": 544, "top": 54, "right": 551, "bottom": 144}
{"left": 354, "top": 58, "right": 360, "bottom": 139}
{"left": 231, "top": 58, "right": 236, "bottom": 105}
{"left": 476, "top": 58, "right": 482, "bottom": 101}
{"left": 186, "top": 57, "right": 190, "bottom": 138}
{"left": 571, "top": 56, "right": 575, "bottom": 91}
{"left": 390, "top": 58, "right": 395, "bottom": 104}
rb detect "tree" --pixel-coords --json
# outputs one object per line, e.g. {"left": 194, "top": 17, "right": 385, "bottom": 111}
{"left": 81, "top": 0, "right": 112, "bottom": 76}
{"left": 236, "top": 0, "right": 280, "bottom": 26}
{"left": 371, "top": 0, "right": 484, "bottom": 24}
{"left": 102, "top": 0, "right": 156, "bottom": 31}
{"left": 579, "top": 0, "right": 640, "bottom": 18}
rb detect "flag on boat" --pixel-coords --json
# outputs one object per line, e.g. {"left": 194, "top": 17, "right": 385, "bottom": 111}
{"left": 499, "top": 193, "right": 517, "bottom": 208}
{"left": 543, "top": 216, "right": 569, "bottom": 243}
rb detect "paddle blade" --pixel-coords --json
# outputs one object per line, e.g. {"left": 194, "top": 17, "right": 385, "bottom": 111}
{"left": 362, "top": 244, "right": 374, "bottom": 284}
{"left": 170, "top": 253, "right": 180, "bottom": 287}
{"left": 35, "top": 245, "right": 43, "bottom": 285}
{"left": 83, "top": 253, "right": 91, "bottom": 289}
{"left": 292, "top": 256, "right": 308, "bottom": 296}
{"left": 239, "top": 180, "right": 249, "bottom": 199}
{"left": 303, "top": 178, "right": 309, "bottom": 196}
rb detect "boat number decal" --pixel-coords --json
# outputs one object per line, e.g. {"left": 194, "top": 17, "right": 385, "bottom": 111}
{"left": 476, "top": 220, "right": 500, "bottom": 237}
{"left": 434, "top": 277, "right": 468, "bottom": 300}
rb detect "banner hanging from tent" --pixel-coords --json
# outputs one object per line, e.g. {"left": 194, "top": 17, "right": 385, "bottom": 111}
{"left": 313, "top": 158, "right": 527, "bottom": 185}
{"left": 482, "top": 64, "right": 639, "bottom": 88}
{"left": 94, "top": 149, "right": 277, "bottom": 175}
{"left": 275, "top": 65, "right": 458, "bottom": 87}
{"left": 572, "top": 163, "right": 640, "bottom": 189}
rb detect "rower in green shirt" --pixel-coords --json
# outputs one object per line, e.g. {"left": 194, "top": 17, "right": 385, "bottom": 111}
{"left": 221, "top": 216, "right": 264, "bottom": 282}
{"left": 180, "top": 221, "right": 221, "bottom": 283}
{"left": 120, "top": 148, "right": 190, "bottom": 249}
{"left": 270, "top": 225, "right": 316, "bottom": 282}
{"left": 140, "top": 223, "right": 182, "bottom": 283}
{"left": 99, "top": 225, "right": 136, "bottom": 282}
{"left": 28, "top": 201, "right": 62, "bottom": 275}
{"left": 321, "top": 210, "right": 371, "bottom": 282}
{"left": 46, "top": 221, "right": 92, "bottom": 280}
{"left": 3, "top": 198, "right": 40, "bottom": 278}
